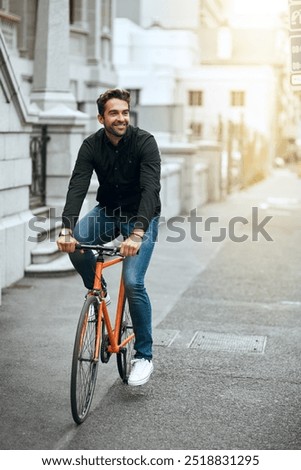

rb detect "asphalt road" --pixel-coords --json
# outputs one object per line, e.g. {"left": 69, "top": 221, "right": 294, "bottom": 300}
{"left": 1, "top": 168, "right": 301, "bottom": 451}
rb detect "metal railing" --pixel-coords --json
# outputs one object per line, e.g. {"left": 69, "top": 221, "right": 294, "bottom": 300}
{"left": 30, "top": 125, "right": 50, "bottom": 209}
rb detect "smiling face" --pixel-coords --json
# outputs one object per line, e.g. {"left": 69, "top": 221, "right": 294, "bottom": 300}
{"left": 98, "top": 98, "right": 130, "bottom": 145}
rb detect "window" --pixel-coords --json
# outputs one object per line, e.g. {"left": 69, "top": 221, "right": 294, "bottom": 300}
{"left": 127, "top": 89, "right": 140, "bottom": 107}
{"left": 77, "top": 101, "right": 85, "bottom": 112}
{"left": 69, "top": 0, "right": 83, "bottom": 25}
{"left": 231, "top": 91, "right": 245, "bottom": 107}
{"left": 0, "top": 0, "right": 10, "bottom": 11}
{"left": 190, "top": 122, "right": 203, "bottom": 139}
{"left": 101, "top": 0, "right": 112, "bottom": 61}
{"left": 127, "top": 89, "right": 140, "bottom": 126}
{"left": 101, "top": 0, "right": 112, "bottom": 31}
{"left": 130, "top": 110, "right": 138, "bottom": 127}
{"left": 188, "top": 91, "right": 203, "bottom": 106}
{"left": 69, "top": 0, "right": 74, "bottom": 23}
{"left": 101, "top": 37, "right": 111, "bottom": 62}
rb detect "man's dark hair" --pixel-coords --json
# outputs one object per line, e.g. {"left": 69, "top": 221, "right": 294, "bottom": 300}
{"left": 96, "top": 88, "right": 131, "bottom": 116}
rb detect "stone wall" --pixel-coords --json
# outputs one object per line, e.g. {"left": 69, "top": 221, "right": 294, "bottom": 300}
{"left": 160, "top": 141, "right": 222, "bottom": 215}
{"left": 0, "top": 31, "right": 34, "bottom": 300}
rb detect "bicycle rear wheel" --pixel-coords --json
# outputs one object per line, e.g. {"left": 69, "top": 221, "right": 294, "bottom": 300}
{"left": 70, "top": 296, "right": 100, "bottom": 424}
{"left": 117, "top": 298, "right": 135, "bottom": 383}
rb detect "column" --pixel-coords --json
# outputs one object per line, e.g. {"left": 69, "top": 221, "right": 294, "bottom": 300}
{"left": 87, "top": 0, "right": 101, "bottom": 65}
{"left": 31, "top": 0, "right": 76, "bottom": 110}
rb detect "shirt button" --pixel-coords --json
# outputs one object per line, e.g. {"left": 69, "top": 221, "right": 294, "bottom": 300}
{"left": 115, "top": 150, "right": 119, "bottom": 154}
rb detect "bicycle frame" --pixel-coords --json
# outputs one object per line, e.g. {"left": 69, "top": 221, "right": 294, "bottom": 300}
{"left": 91, "top": 251, "right": 134, "bottom": 360}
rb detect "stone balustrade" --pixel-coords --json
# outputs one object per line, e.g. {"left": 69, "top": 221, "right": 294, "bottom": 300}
{"left": 0, "top": 10, "right": 20, "bottom": 52}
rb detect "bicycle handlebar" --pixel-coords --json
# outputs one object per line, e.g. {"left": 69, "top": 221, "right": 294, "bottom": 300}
{"left": 75, "top": 243, "right": 121, "bottom": 255}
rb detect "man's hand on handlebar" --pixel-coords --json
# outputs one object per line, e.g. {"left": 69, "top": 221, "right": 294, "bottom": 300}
{"left": 120, "top": 232, "right": 143, "bottom": 257}
{"left": 57, "top": 233, "right": 78, "bottom": 253}
{"left": 56, "top": 230, "right": 143, "bottom": 256}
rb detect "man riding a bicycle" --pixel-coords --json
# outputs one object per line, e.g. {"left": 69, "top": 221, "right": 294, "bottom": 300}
{"left": 57, "top": 88, "right": 161, "bottom": 387}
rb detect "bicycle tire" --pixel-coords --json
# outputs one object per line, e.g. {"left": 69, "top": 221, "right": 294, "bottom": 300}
{"left": 116, "top": 297, "right": 135, "bottom": 383}
{"left": 70, "top": 296, "right": 100, "bottom": 424}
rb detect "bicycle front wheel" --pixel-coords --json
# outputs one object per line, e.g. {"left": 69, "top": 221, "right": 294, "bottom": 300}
{"left": 70, "top": 296, "right": 100, "bottom": 424}
{"left": 117, "top": 298, "right": 135, "bottom": 383}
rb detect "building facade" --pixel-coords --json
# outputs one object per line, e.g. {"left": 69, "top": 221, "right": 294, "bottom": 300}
{"left": 114, "top": 0, "right": 294, "bottom": 186}
{"left": 0, "top": 0, "right": 117, "bottom": 303}
{"left": 0, "top": 0, "right": 296, "bottom": 304}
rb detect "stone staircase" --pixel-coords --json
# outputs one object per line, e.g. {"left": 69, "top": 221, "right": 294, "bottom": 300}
{"left": 25, "top": 206, "right": 75, "bottom": 277}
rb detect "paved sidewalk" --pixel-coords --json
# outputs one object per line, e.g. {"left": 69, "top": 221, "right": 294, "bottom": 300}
{"left": 1, "top": 168, "right": 301, "bottom": 450}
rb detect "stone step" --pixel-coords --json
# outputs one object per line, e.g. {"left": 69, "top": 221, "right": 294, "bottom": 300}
{"left": 30, "top": 206, "right": 61, "bottom": 242}
{"left": 26, "top": 238, "right": 122, "bottom": 276}
{"left": 30, "top": 238, "right": 62, "bottom": 264}
{"left": 27, "top": 206, "right": 71, "bottom": 274}
{"left": 25, "top": 253, "right": 75, "bottom": 277}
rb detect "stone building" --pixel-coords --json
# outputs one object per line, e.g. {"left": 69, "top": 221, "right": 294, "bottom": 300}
{"left": 114, "top": 0, "right": 293, "bottom": 187}
{"left": 0, "top": 0, "right": 117, "bottom": 303}
{"left": 0, "top": 0, "right": 222, "bottom": 305}
{"left": 0, "top": 0, "right": 294, "bottom": 304}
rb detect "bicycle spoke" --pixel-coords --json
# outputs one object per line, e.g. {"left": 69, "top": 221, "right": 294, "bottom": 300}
{"left": 70, "top": 297, "right": 100, "bottom": 424}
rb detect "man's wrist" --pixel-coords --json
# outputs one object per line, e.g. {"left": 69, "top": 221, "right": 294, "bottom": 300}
{"left": 59, "top": 228, "right": 73, "bottom": 237}
{"left": 130, "top": 231, "right": 144, "bottom": 240}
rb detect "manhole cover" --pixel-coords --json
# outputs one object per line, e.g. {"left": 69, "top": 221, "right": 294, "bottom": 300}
{"left": 153, "top": 329, "right": 179, "bottom": 347}
{"left": 189, "top": 331, "right": 266, "bottom": 354}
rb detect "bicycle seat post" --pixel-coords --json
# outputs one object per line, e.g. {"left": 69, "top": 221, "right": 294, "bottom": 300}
{"left": 96, "top": 250, "right": 105, "bottom": 263}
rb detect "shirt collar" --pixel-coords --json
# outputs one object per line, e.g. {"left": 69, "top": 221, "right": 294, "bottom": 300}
{"left": 103, "top": 125, "right": 132, "bottom": 147}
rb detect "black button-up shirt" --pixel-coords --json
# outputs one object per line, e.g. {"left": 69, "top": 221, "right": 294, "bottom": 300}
{"left": 62, "top": 125, "right": 161, "bottom": 231}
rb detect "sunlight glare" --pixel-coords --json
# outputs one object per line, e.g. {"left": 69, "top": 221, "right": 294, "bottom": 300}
{"left": 228, "top": 0, "right": 288, "bottom": 28}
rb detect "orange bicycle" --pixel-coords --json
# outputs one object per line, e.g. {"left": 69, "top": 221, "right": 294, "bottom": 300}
{"left": 70, "top": 243, "right": 135, "bottom": 424}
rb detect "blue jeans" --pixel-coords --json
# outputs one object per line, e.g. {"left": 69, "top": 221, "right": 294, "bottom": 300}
{"left": 69, "top": 205, "right": 159, "bottom": 360}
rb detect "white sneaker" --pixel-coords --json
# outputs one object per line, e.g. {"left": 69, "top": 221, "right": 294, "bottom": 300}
{"left": 128, "top": 358, "right": 154, "bottom": 386}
